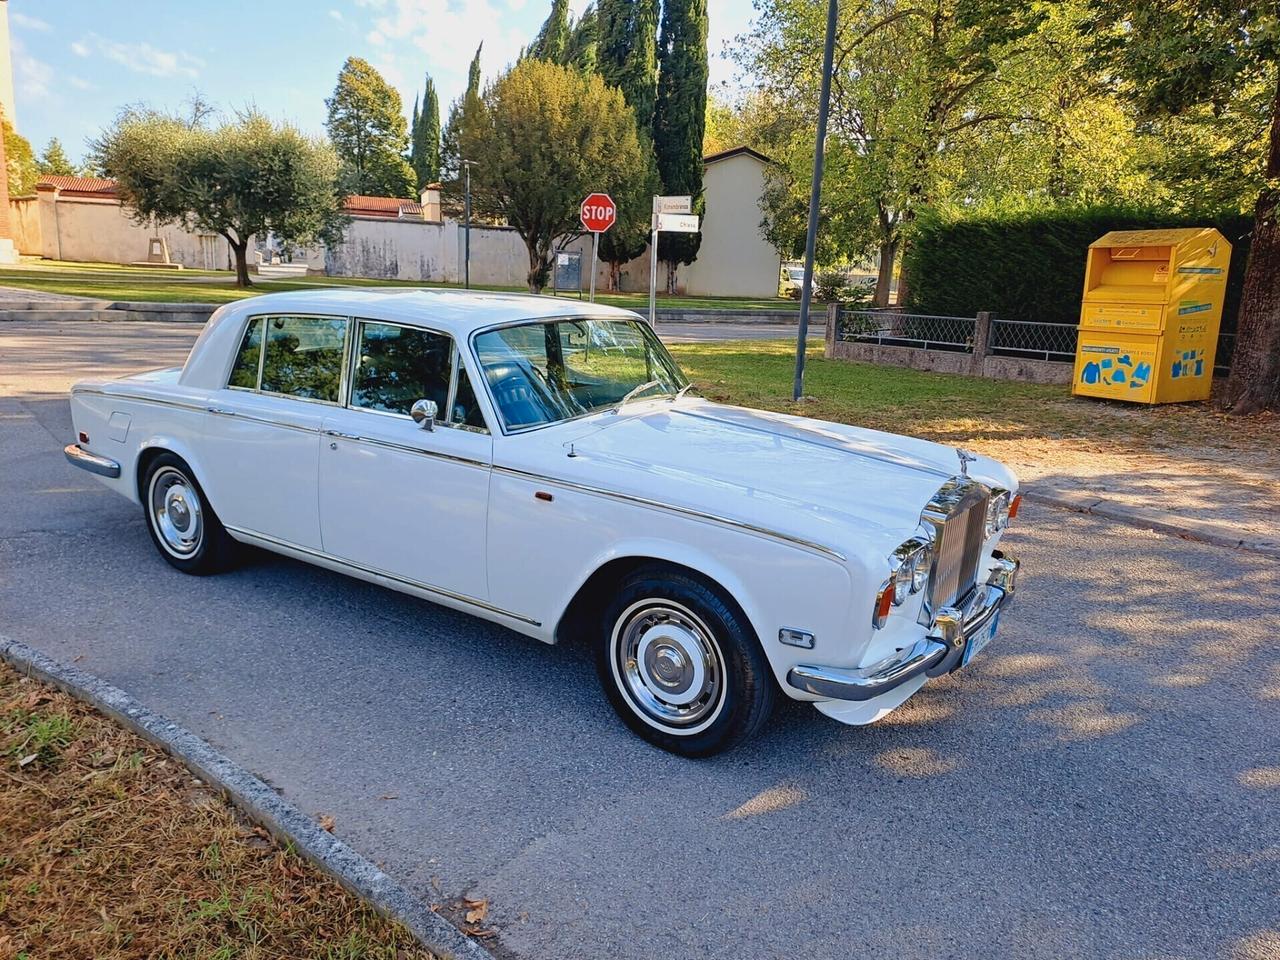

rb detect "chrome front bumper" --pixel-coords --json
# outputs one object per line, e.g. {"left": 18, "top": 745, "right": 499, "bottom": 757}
{"left": 64, "top": 443, "right": 121, "bottom": 479}
{"left": 787, "top": 552, "right": 1019, "bottom": 702}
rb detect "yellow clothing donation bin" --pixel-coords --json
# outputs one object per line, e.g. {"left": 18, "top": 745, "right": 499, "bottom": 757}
{"left": 1072, "top": 227, "right": 1231, "bottom": 404}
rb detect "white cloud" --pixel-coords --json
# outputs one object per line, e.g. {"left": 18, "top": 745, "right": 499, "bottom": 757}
{"left": 329, "top": 8, "right": 344, "bottom": 20}
{"left": 73, "top": 34, "right": 204, "bottom": 79}
{"left": 507, "top": 0, "right": 527, "bottom": 10}
{"left": 12, "top": 12, "right": 52, "bottom": 31}
{"left": 68, "top": 76, "right": 94, "bottom": 91}
{"left": 367, "top": 29, "right": 387, "bottom": 45}
{"left": 12, "top": 37, "right": 54, "bottom": 100}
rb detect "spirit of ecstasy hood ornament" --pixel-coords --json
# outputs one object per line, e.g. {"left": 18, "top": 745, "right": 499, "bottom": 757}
{"left": 956, "top": 447, "right": 977, "bottom": 477}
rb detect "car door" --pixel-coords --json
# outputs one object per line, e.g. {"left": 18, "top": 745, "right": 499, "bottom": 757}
{"left": 200, "top": 313, "right": 350, "bottom": 551}
{"left": 317, "top": 319, "right": 492, "bottom": 603}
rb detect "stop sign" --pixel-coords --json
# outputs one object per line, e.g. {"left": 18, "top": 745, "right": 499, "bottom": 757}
{"left": 580, "top": 193, "right": 617, "bottom": 233}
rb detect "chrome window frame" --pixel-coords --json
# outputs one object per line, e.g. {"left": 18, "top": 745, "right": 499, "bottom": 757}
{"left": 345, "top": 317, "right": 491, "bottom": 435}
{"left": 467, "top": 315, "right": 690, "bottom": 436}
{"left": 225, "top": 315, "right": 268, "bottom": 393}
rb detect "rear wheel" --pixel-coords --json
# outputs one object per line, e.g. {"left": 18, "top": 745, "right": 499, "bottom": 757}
{"left": 597, "top": 567, "right": 775, "bottom": 757}
{"left": 142, "top": 453, "right": 236, "bottom": 575}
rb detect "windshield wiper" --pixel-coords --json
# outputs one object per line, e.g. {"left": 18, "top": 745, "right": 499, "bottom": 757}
{"left": 612, "top": 379, "right": 663, "bottom": 414}
{"left": 670, "top": 382, "right": 695, "bottom": 402}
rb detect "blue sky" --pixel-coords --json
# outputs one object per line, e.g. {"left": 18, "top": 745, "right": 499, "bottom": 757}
{"left": 9, "top": 0, "right": 756, "bottom": 165}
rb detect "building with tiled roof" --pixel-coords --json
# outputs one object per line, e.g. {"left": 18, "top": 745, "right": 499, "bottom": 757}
{"left": 35, "top": 176, "right": 121, "bottom": 200}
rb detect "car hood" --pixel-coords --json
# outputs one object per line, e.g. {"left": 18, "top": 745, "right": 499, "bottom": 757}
{"left": 513, "top": 399, "right": 1016, "bottom": 567}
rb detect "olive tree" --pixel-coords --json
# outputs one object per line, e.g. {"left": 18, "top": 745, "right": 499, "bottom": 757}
{"left": 458, "top": 58, "right": 647, "bottom": 292}
{"left": 95, "top": 110, "right": 347, "bottom": 287}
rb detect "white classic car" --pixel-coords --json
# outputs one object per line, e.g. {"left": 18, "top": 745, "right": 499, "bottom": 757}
{"left": 65, "top": 290, "right": 1021, "bottom": 756}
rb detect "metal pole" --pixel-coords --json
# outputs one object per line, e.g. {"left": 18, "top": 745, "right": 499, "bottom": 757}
{"left": 463, "top": 160, "right": 472, "bottom": 289}
{"left": 792, "top": 0, "right": 839, "bottom": 401}
{"left": 590, "top": 231, "right": 599, "bottom": 302}
{"left": 648, "top": 202, "right": 658, "bottom": 326}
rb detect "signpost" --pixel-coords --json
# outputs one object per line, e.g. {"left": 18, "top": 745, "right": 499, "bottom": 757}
{"left": 579, "top": 192, "right": 616, "bottom": 303}
{"left": 648, "top": 195, "right": 699, "bottom": 325}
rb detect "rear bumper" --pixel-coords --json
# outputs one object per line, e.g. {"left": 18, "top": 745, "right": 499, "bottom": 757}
{"left": 787, "top": 552, "right": 1019, "bottom": 701}
{"left": 64, "top": 443, "right": 122, "bottom": 479}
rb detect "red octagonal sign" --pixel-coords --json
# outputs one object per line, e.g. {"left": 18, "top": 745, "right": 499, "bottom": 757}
{"left": 580, "top": 192, "right": 617, "bottom": 233}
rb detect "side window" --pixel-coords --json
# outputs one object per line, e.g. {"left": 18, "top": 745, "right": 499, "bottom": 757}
{"left": 261, "top": 316, "right": 348, "bottom": 402}
{"left": 451, "top": 363, "right": 488, "bottom": 431}
{"left": 227, "top": 316, "right": 264, "bottom": 389}
{"left": 351, "top": 321, "right": 453, "bottom": 416}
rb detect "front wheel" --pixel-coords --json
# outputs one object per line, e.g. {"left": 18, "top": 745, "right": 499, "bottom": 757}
{"left": 142, "top": 452, "right": 236, "bottom": 575}
{"left": 597, "top": 567, "right": 775, "bottom": 757}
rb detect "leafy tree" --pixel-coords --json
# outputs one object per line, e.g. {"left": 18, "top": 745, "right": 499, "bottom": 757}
{"left": 36, "top": 138, "right": 80, "bottom": 177}
{"left": 458, "top": 58, "right": 647, "bottom": 292}
{"left": 653, "top": 0, "right": 708, "bottom": 292}
{"left": 597, "top": 0, "right": 660, "bottom": 289}
{"left": 1089, "top": 0, "right": 1280, "bottom": 412}
{"left": 324, "top": 57, "right": 416, "bottom": 198}
{"left": 564, "top": 4, "right": 598, "bottom": 72}
{"left": 95, "top": 109, "right": 346, "bottom": 287}
{"left": 529, "top": 0, "right": 572, "bottom": 64}
{"left": 4, "top": 120, "right": 38, "bottom": 197}
{"left": 410, "top": 73, "right": 441, "bottom": 188}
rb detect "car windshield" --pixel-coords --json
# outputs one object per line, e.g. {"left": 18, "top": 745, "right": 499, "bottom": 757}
{"left": 473, "top": 318, "right": 688, "bottom": 431}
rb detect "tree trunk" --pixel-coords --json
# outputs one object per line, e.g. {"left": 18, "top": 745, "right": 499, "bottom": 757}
{"left": 526, "top": 238, "right": 544, "bottom": 294}
{"left": 665, "top": 261, "right": 677, "bottom": 295}
{"left": 874, "top": 237, "right": 898, "bottom": 308}
{"left": 609, "top": 261, "right": 621, "bottom": 292}
{"left": 895, "top": 241, "right": 912, "bottom": 307}
{"left": 1220, "top": 73, "right": 1280, "bottom": 414}
{"left": 1219, "top": 187, "right": 1280, "bottom": 413}
{"left": 230, "top": 238, "right": 252, "bottom": 288}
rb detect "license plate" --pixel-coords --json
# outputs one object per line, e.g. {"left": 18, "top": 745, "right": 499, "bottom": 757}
{"left": 961, "top": 613, "right": 1000, "bottom": 668}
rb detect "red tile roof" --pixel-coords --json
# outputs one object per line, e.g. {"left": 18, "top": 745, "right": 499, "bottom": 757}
{"left": 36, "top": 175, "right": 119, "bottom": 197}
{"left": 343, "top": 195, "right": 424, "bottom": 219}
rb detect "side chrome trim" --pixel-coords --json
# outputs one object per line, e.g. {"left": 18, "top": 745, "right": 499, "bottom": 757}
{"left": 71, "top": 389, "right": 207, "bottom": 415}
{"left": 322, "top": 430, "right": 490, "bottom": 469}
{"left": 206, "top": 406, "right": 320, "bottom": 435}
{"left": 224, "top": 525, "right": 541, "bottom": 627}
{"left": 64, "top": 443, "right": 122, "bottom": 479}
{"left": 492, "top": 465, "right": 847, "bottom": 562}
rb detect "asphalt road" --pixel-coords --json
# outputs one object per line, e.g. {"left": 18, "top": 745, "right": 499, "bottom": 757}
{"left": 3, "top": 321, "right": 1278, "bottom": 960}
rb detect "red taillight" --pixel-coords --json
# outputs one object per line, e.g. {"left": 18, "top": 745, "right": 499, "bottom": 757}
{"left": 78, "top": 431, "right": 89, "bottom": 444}
{"left": 1009, "top": 494, "right": 1022, "bottom": 520}
{"left": 873, "top": 582, "right": 895, "bottom": 628}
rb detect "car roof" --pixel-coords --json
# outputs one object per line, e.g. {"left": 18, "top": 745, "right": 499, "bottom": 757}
{"left": 216, "top": 287, "right": 643, "bottom": 336}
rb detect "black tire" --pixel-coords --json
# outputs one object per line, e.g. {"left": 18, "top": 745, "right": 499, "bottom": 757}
{"left": 596, "top": 565, "right": 776, "bottom": 757}
{"left": 141, "top": 452, "right": 237, "bottom": 575}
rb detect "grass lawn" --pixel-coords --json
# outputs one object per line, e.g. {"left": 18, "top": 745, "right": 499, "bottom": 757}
{"left": 0, "top": 261, "right": 792, "bottom": 312}
{"left": 0, "top": 661, "right": 441, "bottom": 960}
{"left": 666, "top": 339, "right": 1280, "bottom": 463}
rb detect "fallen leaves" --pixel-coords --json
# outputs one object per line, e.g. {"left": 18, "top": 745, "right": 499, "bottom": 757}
{"left": 317, "top": 813, "right": 336, "bottom": 832}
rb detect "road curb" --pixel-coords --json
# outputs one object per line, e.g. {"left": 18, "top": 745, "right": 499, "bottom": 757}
{"left": 1024, "top": 490, "right": 1280, "bottom": 560}
{"left": 0, "top": 635, "right": 494, "bottom": 960}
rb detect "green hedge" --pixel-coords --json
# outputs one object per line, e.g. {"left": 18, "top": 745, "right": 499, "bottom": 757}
{"left": 902, "top": 205, "right": 1253, "bottom": 332}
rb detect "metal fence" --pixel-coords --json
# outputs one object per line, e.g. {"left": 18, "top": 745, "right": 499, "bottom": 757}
{"left": 839, "top": 310, "right": 975, "bottom": 353}
{"left": 989, "top": 319, "right": 1078, "bottom": 363}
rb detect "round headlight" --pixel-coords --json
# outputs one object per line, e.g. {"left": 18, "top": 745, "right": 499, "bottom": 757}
{"left": 911, "top": 543, "right": 932, "bottom": 592}
{"left": 892, "top": 559, "right": 913, "bottom": 605}
{"left": 985, "top": 492, "right": 1010, "bottom": 539}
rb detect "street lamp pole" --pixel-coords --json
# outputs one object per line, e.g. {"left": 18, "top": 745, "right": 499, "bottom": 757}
{"left": 792, "top": 0, "right": 839, "bottom": 401}
{"left": 462, "top": 159, "right": 474, "bottom": 290}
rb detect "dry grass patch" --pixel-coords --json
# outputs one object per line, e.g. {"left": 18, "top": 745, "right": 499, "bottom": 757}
{"left": 0, "top": 662, "right": 437, "bottom": 960}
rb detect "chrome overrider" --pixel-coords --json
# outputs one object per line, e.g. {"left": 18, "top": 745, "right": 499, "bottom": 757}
{"left": 786, "top": 551, "right": 1019, "bottom": 701}
{"left": 63, "top": 443, "right": 122, "bottom": 479}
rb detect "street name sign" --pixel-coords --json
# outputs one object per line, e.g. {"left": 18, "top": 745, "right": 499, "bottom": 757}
{"left": 653, "top": 195, "right": 692, "bottom": 215}
{"left": 654, "top": 212, "right": 699, "bottom": 233}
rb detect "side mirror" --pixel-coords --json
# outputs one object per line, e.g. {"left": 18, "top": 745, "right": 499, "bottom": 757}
{"left": 410, "top": 398, "right": 438, "bottom": 431}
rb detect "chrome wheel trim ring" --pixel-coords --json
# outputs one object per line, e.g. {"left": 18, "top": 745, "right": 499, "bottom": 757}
{"left": 149, "top": 466, "right": 204, "bottom": 558}
{"left": 610, "top": 598, "right": 727, "bottom": 736}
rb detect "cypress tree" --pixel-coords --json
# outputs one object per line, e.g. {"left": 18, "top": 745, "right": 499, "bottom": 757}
{"left": 653, "top": 0, "right": 708, "bottom": 292}
{"left": 441, "top": 44, "right": 483, "bottom": 198}
{"left": 530, "top": 0, "right": 572, "bottom": 64}
{"left": 409, "top": 93, "right": 424, "bottom": 187}
{"left": 564, "top": 4, "right": 598, "bottom": 72}
{"left": 597, "top": 0, "right": 660, "bottom": 289}
{"left": 422, "top": 76, "right": 441, "bottom": 183}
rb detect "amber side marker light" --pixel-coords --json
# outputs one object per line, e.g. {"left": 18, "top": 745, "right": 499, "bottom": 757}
{"left": 873, "top": 582, "right": 895, "bottom": 628}
{"left": 1009, "top": 494, "right": 1022, "bottom": 520}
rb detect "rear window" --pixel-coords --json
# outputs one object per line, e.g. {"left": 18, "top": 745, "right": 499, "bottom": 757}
{"left": 227, "top": 316, "right": 264, "bottom": 389}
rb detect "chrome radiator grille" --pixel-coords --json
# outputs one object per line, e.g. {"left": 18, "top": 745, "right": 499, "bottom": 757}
{"left": 923, "top": 480, "right": 990, "bottom": 616}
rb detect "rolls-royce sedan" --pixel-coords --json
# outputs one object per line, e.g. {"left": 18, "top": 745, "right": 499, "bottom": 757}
{"left": 65, "top": 290, "right": 1021, "bottom": 756}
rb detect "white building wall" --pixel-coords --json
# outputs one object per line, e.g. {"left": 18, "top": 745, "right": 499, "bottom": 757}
{"left": 36, "top": 194, "right": 235, "bottom": 269}
{"left": 682, "top": 152, "right": 781, "bottom": 298}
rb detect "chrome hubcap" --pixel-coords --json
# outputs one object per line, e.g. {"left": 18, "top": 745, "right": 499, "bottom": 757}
{"left": 613, "top": 601, "right": 725, "bottom": 732}
{"left": 150, "top": 467, "right": 203, "bottom": 557}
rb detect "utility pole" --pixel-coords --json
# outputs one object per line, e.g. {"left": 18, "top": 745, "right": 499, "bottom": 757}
{"left": 792, "top": 0, "right": 838, "bottom": 401}
{"left": 462, "top": 159, "right": 475, "bottom": 289}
